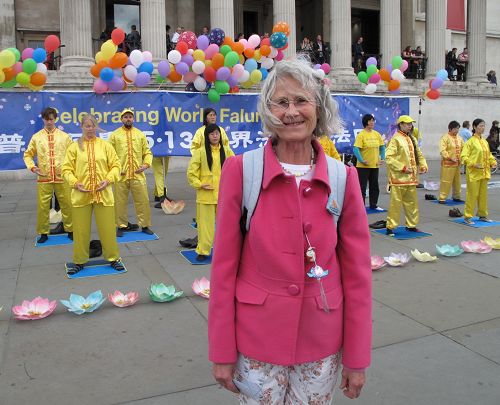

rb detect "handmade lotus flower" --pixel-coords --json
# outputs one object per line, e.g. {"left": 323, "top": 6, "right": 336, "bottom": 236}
{"left": 460, "top": 240, "right": 493, "bottom": 254}
{"left": 161, "top": 199, "right": 185, "bottom": 215}
{"left": 149, "top": 283, "right": 183, "bottom": 302}
{"left": 108, "top": 290, "right": 139, "bottom": 307}
{"left": 383, "top": 253, "right": 410, "bottom": 267}
{"left": 49, "top": 208, "right": 62, "bottom": 224}
{"left": 482, "top": 236, "right": 500, "bottom": 250}
{"left": 411, "top": 249, "right": 438, "bottom": 262}
{"left": 371, "top": 255, "right": 387, "bottom": 270}
{"left": 435, "top": 244, "right": 464, "bottom": 257}
{"left": 423, "top": 180, "right": 439, "bottom": 191}
{"left": 12, "top": 297, "right": 57, "bottom": 320}
{"left": 60, "top": 290, "right": 106, "bottom": 315}
{"left": 192, "top": 277, "right": 210, "bottom": 299}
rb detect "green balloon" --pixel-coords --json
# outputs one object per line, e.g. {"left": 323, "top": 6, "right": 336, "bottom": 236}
{"left": 220, "top": 45, "right": 232, "bottom": 56}
{"left": 22, "top": 58, "right": 37, "bottom": 74}
{"left": 391, "top": 55, "right": 403, "bottom": 69}
{"left": 357, "top": 71, "right": 368, "bottom": 84}
{"left": 366, "top": 64, "right": 378, "bottom": 77}
{"left": 224, "top": 51, "right": 239, "bottom": 67}
{"left": 214, "top": 80, "right": 230, "bottom": 95}
{"left": 16, "top": 72, "right": 30, "bottom": 85}
{"left": 155, "top": 74, "right": 166, "bottom": 83}
{"left": 7, "top": 48, "right": 20, "bottom": 62}
{"left": 208, "top": 88, "right": 220, "bottom": 103}
{"left": 0, "top": 78, "right": 17, "bottom": 88}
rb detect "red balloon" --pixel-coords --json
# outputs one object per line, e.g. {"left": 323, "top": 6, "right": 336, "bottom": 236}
{"left": 427, "top": 89, "right": 440, "bottom": 100}
{"left": 111, "top": 28, "right": 125, "bottom": 45}
{"left": 44, "top": 35, "right": 60, "bottom": 53}
{"left": 261, "top": 38, "right": 271, "bottom": 47}
{"left": 178, "top": 31, "right": 198, "bottom": 49}
{"left": 176, "top": 41, "right": 189, "bottom": 55}
{"left": 204, "top": 66, "right": 216, "bottom": 82}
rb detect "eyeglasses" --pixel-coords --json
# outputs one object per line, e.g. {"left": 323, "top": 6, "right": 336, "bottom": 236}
{"left": 269, "top": 96, "right": 315, "bottom": 112}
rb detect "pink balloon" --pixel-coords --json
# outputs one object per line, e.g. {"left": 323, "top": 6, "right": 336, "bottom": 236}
{"left": 183, "top": 71, "right": 197, "bottom": 83}
{"left": 320, "top": 63, "right": 331, "bottom": 74}
{"left": 142, "top": 51, "right": 153, "bottom": 62}
{"left": 368, "top": 73, "right": 381, "bottom": 84}
{"left": 21, "top": 48, "right": 34, "bottom": 61}
{"left": 205, "top": 44, "right": 219, "bottom": 59}
{"left": 13, "top": 61, "right": 23, "bottom": 74}
{"left": 401, "top": 60, "right": 409, "bottom": 72}
{"left": 93, "top": 79, "right": 108, "bottom": 94}
{"left": 275, "top": 50, "right": 284, "bottom": 61}
{"left": 239, "top": 39, "right": 249, "bottom": 49}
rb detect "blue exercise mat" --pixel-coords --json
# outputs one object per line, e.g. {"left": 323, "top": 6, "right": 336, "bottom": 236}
{"left": 365, "top": 207, "right": 387, "bottom": 214}
{"left": 189, "top": 222, "right": 197, "bottom": 229}
{"left": 450, "top": 217, "right": 500, "bottom": 228}
{"left": 430, "top": 199, "right": 465, "bottom": 206}
{"left": 179, "top": 249, "right": 212, "bottom": 265}
{"left": 117, "top": 231, "right": 159, "bottom": 243}
{"left": 35, "top": 234, "right": 72, "bottom": 247}
{"left": 65, "top": 259, "right": 127, "bottom": 279}
{"left": 373, "top": 226, "right": 432, "bottom": 240}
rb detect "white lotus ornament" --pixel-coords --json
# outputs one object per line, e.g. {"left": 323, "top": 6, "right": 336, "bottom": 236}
{"left": 383, "top": 253, "right": 410, "bottom": 267}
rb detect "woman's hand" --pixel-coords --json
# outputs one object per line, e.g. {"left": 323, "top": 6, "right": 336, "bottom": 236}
{"left": 212, "top": 363, "right": 239, "bottom": 393}
{"left": 75, "top": 182, "right": 90, "bottom": 192}
{"left": 201, "top": 184, "right": 214, "bottom": 190}
{"left": 32, "top": 167, "right": 47, "bottom": 177}
{"left": 419, "top": 166, "right": 428, "bottom": 174}
{"left": 340, "top": 369, "right": 366, "bottom": 399}
{"left": 135, "top": 164, "right": 148, "bottom": 174}
{"left": 96, "top": 180, "right": 110, "bottom": 191}
{"left": 474, "top": 163, "right": 483, "bottom": 169}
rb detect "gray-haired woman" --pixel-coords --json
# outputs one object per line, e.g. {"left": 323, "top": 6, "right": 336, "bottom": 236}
{"left": 208, "top": 58, "right": 372, "bottom": 404}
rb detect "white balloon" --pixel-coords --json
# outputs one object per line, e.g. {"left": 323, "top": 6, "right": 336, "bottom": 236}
{"left": 239, "top": 38, "right": 249, "bottom": 49}
{"left": 188, "top": 49, "right": 194, "bottom": 55}
{"left": 130, "top": 50, "right": 144, "bottom": 67}
{"left": 364, "top": 83, "right": 377, "bottom": 94}
{"left": 36, "top": 63, "right": 47, "bottom": 74}
{"left": 232, "top": 64, "right": 244, "bottom": 78}
{"left": 391, "top": 69, "right": 402, "bottom": 80}
{"left": 194, "top": 76, "right": 207, "bottom": 91}
{"left": 167, "top": 50, "right": 181, "bottom": 64}
{"left": 238, "top": 70, "right": 250, "bottom": 83}
{"left": 192, "top": 60, "right": 206, "bottom": 74}
{"left": 314, "top": 69, "right": 326, "bottom": 79}
{"left": 124, "top": 65, "right": 138, "bottom": 81}
{"left": 248, "top": 34, "right": 261, "bottom": 49}
{"left": 261, "top": 58, "right": 274, "bottom": 70}
{"left": 269, "top": 47, "right": 278, "bottom": 58}
{"left": 142, "top": 51, "right": 153, "bottom": 62}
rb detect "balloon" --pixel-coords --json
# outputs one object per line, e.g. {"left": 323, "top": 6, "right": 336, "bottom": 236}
{"left": 135, "top": 71, "right": 151, "bottom": 87}
{"left": 248, "top": 34, "right": 261, "bottom": 49}
{"left": 138, "top": 61, "right": 154, "bottom": 74}
{"left": 44, "top": 35, "right": 60, "bottom": 53}
{"left": 270, "top": 32, "right": 287, "bottom": 49}
{"left": 250, "top": 69, "right": 262, "bottom": 83}
{"left": 320, "top": 63, "right": 331, "bottom": 74}
{"left": 220, "top": 45, "right": 232, "bottom": 56}
{"left": 95, "top": 51, "right": 106, "bottom": 63}
{"left": 427, "top": 89, "right": 440, "bottom": 99}
{"left": 99, "top": 67, "right": 114, "bottom": 82}
{"left": 259, "top": 67, "right": 269, "bottom": 80}
{"left": 391, "top": 69, "right": 402, "bottom": 80}
{"left": 0, "top": 49, "right": 16, "bottom": 68}
{"left": 130, "top": 49, "right": 144, "bottom": 67}
{"left": 142, "top": 51, "right": 153, "bottom": 62}
{"left": 431, "top": 77, "right": 444, "bottom": 89}
{"left": 233, "top": 42, "right": 244, "bottom": 55}
{"left": 260, "top": 45, "right": 271, "bottom": 57}
{"left": 113, "top": 68, "right": 122, "bottom": 77}
{"left": 391, "top": 55, "right": 403, "bottom": 69}
{"left": 108, "top": 76, "right": 124, "bottom": 91}
{"left": 388, "top": 79, "right": 400, "bottom": 91}
{"left": 208, "top": 28, "right": 225, "bottom": 46}
{"left": 175, "top": 62, "right": 189, "bottom": 75}
{"left": 386, "top": 64, "right": 393, "bottom": 72}
{"left": 0, "top": 70, "right": 5, "bottom": 83}
{"left": 269, "top": 47, "right": 278, "bottom": 58}
{"left": 368, "top": 73, "right": 381, "bottom": 84}
{"left": 437, "top": 69, "right": 448, "bottom": 80}
{"left": 101, "top": 40, "right": 117, "bottom": 59}
{"left": 366, "top": 64, "right": 378, "bottom": 77}
{"left": 123, "top": 65, "right": 137, "bottom": 82}
{"left": 179, "top": 31, "right": 197, "bottom": 49}
{"left": 158, "top": 60, "right": 171, "bottom": 77}
{"left": 32, "top": 48, "right": 47, "bottom": 63}
{"left": 357, "top": 71, "right": 368, "bottom": 84}
{"left": 192, "top": 60, "right": 206, "bottom": 74}
{"left": 193, "top": 49, "right": 205, "bottom": 61}
{"left": 366, "top": 57, "right": 377, "bottom": 67}
{"left": 0, "top": 78, "right": 17, "bottom": 88}
{"left": 275, "top": 50, "right": 284, "bottom": 61}
{"left": 214, "top": 80, "right": 230, "bottom": 94}
{"left": 227, "top": 74, "right": 238, "bottom": 88}
{"left": 272, "top": 21, "right": 290, "bottom": 36}
{"left": 238, "top": 70, "right": 250, "bottom": 83}
{"left": 180, "top": 54, "right": 194, "bottom": 66}
{"left": 167, "top": 50, "right": 182, "bottom": 64}
{"left": 13, "top": 61, "right": 22, "bottom": 73}
{"left": 109, "top": 52, "right": 127, "bottom": 68}
{"left": 22, "top": 58, "right": 37, "bottom": 74}
{"left": 197, "top": 35, "right": 209, "bottom": 50}
{"left": 7, "top": 48, "right": 20, "bottom": 62}
{"left": 232, "top": 64, "right": 244, "bottom": 78}
{"left": 176, "top": 41, "right": 189, "bottom": 55}
{"left": 243, "top": 48, "right": 255, "bottom": 59}
{"left": 168, "top": 70, "right": 182, "bottom": 82}
{"left": 205, "top": 44, "right": 219, "bottom": 59}
{"left": 241, "top": 79, "right": 253, "bottom": 89}
{"left": 93, "top": 79, "right": 108, "bottom": 94}
{"left": 194, "top": 76, "right": 207, "bottom": 91}
{"left": 401, "top": 60, "right": 409, "bottom": 72}
{"left": 208, "top": 88, "right": 220, "bottom": 102}
{"left": 224, "top": 51, "right": 239, "bottom": 67}
{"left": 183, "top": 71, "right": 197, "bottom": 83}
{"left": 216, "top": 66, "right": 231, "bottom": 81}
{"left": 364, "top": 83, "right": 377, "bottom": 94}
{"left": 204, "top": 66, "right": 216, "bottom": 82}
{"left": 379, "top": 68, "right": 391, "bottom": 82}
{"left": 3, "top": 67, "right": 15, "bottom": 81}
{"left": 90, "top": 61, "right": 107, "bottom": 77}
{"left": 259, "top": 57, "right": 273, "bottom": 70}
{"left": 111, "top": 28, "right": 125, "bottom": 45}
{"left": 21, "top": 48, "right": 34, "bottom": 62}
{"left": 211, "top": 53, "right": 225, "bottom": 70}
{"left": 244, "top": 58, "right": 258, "bottom": 72}
{"left": 16, "top": 72, "right": 30, "bottom": 85}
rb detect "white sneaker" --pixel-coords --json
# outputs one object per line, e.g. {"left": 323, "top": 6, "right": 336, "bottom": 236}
{"left": 374, "top": 207, "right": 385, "bottom": 211}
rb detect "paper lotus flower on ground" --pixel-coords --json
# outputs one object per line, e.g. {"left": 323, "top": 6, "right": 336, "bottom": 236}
{"left": 435, "top": 244, "right": 464, "bottom": 257}
{"left": 12, "top": 297, "right": 57, "bottom": 320}
{"left": 383, "top": 253, "right": 410, "bottom": 266}
{"left": 482, "top": 236, "right": 500, "bottom": 250}
{"left": 371, "top": 255, "right": 387, "bottom": 270}
{"left": 108, "top": 290, "right": 139, "bottom": 307}
{"left": 423, "top": 180, "right": 439, "bottom": 191}
{"left": 460, "top": 240, "right": 493, "bottom": 254}
{"left": 411, "top": 249, "right": 438, "bottom": 262}
{"left": 161, "top": 199, "right": 185, "bottom": 215}
{"left": 192, "top": 277, "right": 210, "bottom": 299}
{"left": 60, "top": 290, "right": 106, "bottom": 314}
{"left": 149, "top": 283, "right": 183, "bottom": 302}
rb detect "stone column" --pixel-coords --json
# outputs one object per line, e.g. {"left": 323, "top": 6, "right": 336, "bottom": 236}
{"left": 234, "top": 0, "right": 244, "bottom": 39}
{"left": 425, "top": 0, "right": 446, "bottom": 77}
{"left": 177, "top": 0, "right": 195, "bottom": 34}
{"left": 0, "top": 0, "right": 16, "bottom": 50}
{"left": 400, "top": 0, "right": 414, "bottom": 51}
{"left": 467, "top": 0, "right": 487, "bottom": 82}
{"left": 210, "top": 0, "right": 235, "bottom": 40}
{"left": 323, "top": 0, "right": 330, "bottom": 50}
{"left": 59, "top": 0, "right": 94, "bottom": 72}
{"left": 273, "top": 0, "right": 296, "bottom": 59}
{"left": 331, "top": 0, "right": 354, "bottom": 77}
{"left": 380, "top": 0, "right": 401, "bottom": 68}
{"left": 141, "top": 0, "right": 166, "bottom": 60}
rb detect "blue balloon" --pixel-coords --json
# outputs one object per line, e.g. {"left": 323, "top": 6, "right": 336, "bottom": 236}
{"left": 244, "top": 58, "right": 258, "bottom": 72}
{"left": 32, "top": 48, "right": 47, "bottom": 63}
{"left": 270, "top": 32, "right": 287, "bottom": 49}
{"left": 99, "top": 67, "right": 114, "bottom": 82}
{"left": 208, "top": 28, "right": 225, "bottom": 46}
{"left": 259, "top": 68, "right": 268, "bottom": 80}
{"left": 436, "top": 69, "right": 448, "bottom": 80}
{"left": 138, "top": 61, "right": 154, "bottom": 74}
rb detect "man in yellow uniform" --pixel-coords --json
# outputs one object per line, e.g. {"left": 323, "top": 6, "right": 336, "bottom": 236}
{"left": 385, "top": 115, "right": 428, "bottom": 235}
{"left": 23, "top": 107, "right": 73, "bottom": 243}
{"left": 152, "top": 156, "right": 170, "bottom": 208}
{"left": 109, "top": 109, "right": 154, "bottom": 237}
{"left": 438, "top": 121, "right": 464, "bottom": 204}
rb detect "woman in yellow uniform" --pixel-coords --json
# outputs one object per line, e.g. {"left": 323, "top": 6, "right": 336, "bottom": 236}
{"left": 438, "top": 121, "right": 464, "bottom": 204}
{"left": 190, "top": 108, "right": 230, "bottom": 153}
{"left": 385, "top": 115, "right": 428, "bottom": 235}
{"left": 187, "top": 123, "right": 234, "bottom": 261}
{"left": 62, "top": 114, "right": 124, "bottom": 275}
{"left": 318, "top": 134, "right": 341, "bottom": 160}
{"left": 460, "top": 118, "right": 497, "bottom": 224}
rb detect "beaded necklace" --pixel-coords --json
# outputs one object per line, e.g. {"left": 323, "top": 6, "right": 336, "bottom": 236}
{"left": 277, "top": 147, "right": 315, "bottom": 177}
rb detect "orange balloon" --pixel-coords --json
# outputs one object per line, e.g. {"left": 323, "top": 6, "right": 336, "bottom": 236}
{"left": 30, "top": 72, "right": 46, "bottom": 86}
{"left": 109, "top": 52, "right": 127, "bottom": 69}
{"left": 3, "top": 67, "right": 15, "bottom": 81}
{"left": 211, "top": 53, "right": 225, "bottom": 70}
{"left": 379, "top": 68, "right": 391, "bottom": 82}
{"left": 168, "top": 70, "right": 182, "bottom": 83}
{"left": 223, "top": 36, "right": 234, "bottom": 46}
{"left": 90, "top": 61, "right": 107, "bottom": 78}
{"left": 388, "top": 79, "right": 400, "bottom": 91}
{"left": 272, "top": 22, "right": 290, "bottom": 36}
{"left": 244, "top": 48, "right": 255, "bottom": 58}
{"left": 232, "top": 42, "right": 244, "bottom": 55}
{"left": 260, "top": 45, "right": 271, "bottom": 56}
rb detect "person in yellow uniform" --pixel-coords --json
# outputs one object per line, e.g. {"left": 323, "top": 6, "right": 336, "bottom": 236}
{"left": 318, "top": 135, "right": 341, "bottom": 160}
{"left": 385, "top": 115, "right": 428, "bottom": 236}
{"left": 187, "top": 124, "right": 234, "bottom": 261}
{"left": 438, "top": 121, "right": 464, "bottom": 204}
{"left": 152, "top": 156, "right": 169, "bottom": 208}
{"left": 23, "top": 107, "right": 73, "bottom": 243}
{"left": 353, "top": 114, "right": 385, "bottom": 210}
{"left": 109, "top": 109, "right": 154, "bottom": 237}
{"left": 460, "top": 118, "right": 497, "bottom": 224}
{"left": 62, "top": 114, "right": 124, "bottom": 275}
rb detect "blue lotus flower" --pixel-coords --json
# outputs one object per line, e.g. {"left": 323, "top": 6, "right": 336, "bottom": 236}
{"left": 435, "top": 244, "right": 464, "bottom": 257}
{"left": 60, "top": 290, "right": 106, "bottom": 315}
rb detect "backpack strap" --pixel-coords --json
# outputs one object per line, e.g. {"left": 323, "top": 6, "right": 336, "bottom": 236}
{"left": 325, "top": 156, "right": 347, "bottom": 225}
{"left": 242, "top": 147, "right": 265, "bottom": 232}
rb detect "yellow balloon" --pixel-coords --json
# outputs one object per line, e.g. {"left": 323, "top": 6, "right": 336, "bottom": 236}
{"left": 95, "top": 51, "right": 106, "bottom": 63}
{"left": 241, "top": 79, "right": 253, "bottom": 89}
{"left": 193, "top": 49, "right": 205, "bottom": 61}
{"left": 239, "top": 55, "right": 245, "bottom": 64}
{"left": 0, "top": 70, "right": 5, "bottom": 83}
{"left": 253, "top": 50, "right": 261, "bottom": 61}
{"left": 204, "top": 60, "right": 212, "bottom": 67}
{"left": 0, "top": 49, "right": 15, "bottom": 68}
{"left": 27, "top": 83, "right": 43, "bottom": 91}
{"left": 250, "top": 69, "right": 262, "bottom": 84}
{"left": 101, "top": 39, "right": 117, "bottom": 60}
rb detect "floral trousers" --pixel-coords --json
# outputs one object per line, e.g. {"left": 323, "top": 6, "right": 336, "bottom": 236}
{"left": 235, "top": 352, "right": 341, "bottom": 405}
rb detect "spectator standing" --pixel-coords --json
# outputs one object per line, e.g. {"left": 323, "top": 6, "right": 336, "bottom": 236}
{"left": 446, "top": 48, "right": 458, "bottom": 80}
{"left": 352, "top": 37, "right": 364, "bottom": 72}
{"left": 171, "top": 27, "right": 182, "bottom": 45}
{"left": 126, "top": 25, "right": 141, "bottom": 53}
{"left": 166, "top": 25, "right": 173, "bottom": 53}
{"left": 200, "top": 26, "right": 209, "bottom": 36}
{"left": 457, "top": 48, "right": 468, "bottom": 81}
{"left": 312, "top": 34, "right": 326, "bottom": 64}
{"left": 459, "top": 120, "right": 472, "bottom": 142}
{"left": 487, "top": 121, "right": 500, "bottom": 152}
{"left": 299, "top": 37, "right": 313, "bottom": 60}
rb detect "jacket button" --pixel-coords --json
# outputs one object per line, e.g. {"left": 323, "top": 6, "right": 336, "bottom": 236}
{"left": 303, "top": 222, "right": 312, "bottom": 233}
{"left": 303, "top": 187, "right": 312, "bottom": 196}
{"left": 287, "top": 284, "right": 300, "bottom": 296}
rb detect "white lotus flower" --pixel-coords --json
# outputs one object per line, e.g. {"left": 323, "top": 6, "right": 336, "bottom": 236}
{"left": 383, "top": 253, "right": 410, "bottom": 266}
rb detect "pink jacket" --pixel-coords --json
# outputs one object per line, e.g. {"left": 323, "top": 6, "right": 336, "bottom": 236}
{"left": 208, "top": 140, "right": 372, "bottom": 369}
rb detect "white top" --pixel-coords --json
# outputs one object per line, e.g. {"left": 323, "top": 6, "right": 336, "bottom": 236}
{"left": 280, "top": 162, "right": 316, "bottom": 186}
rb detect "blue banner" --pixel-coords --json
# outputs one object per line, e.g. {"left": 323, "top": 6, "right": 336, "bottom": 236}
{"left": 0, "top": 91, "right": 408, "bottom": 171}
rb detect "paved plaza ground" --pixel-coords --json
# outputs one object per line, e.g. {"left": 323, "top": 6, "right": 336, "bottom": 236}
{"left": 0, "top": 160, "right": 499, "bottom": 405}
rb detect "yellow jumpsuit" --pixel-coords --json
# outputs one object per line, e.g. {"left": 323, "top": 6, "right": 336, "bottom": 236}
{"left": 23, "top": 128, "right": 73, "bottom": 235}
{"left": 439, "top": 133, "right": 464, "bottom": 201}
{"left": 62, "top": 138, "right": 121, "bottom": 264}
{"left": 385, "top": 130, "right": 428, "bottom": 230}
{"left": 108, "top": 126, "right": 153, "bottom": 228}
{"left": 190, "top": 125, "right": 230, "bottom": 154}
{"left": 187, "top": 144, "right": 234, "bottom": 255}
{"left": 152, "top": 156, "right": 170, "bottom": 198}
{"left": 318, "top": 135, "right": 341, "bottom": 160}
{"left": 460, "top": 134, "right": 497, "bottom": 220}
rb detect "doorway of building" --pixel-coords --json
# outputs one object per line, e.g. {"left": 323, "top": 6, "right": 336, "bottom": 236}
{"left": 351, "top": 8, "right": 380, "bottom": 66}
{"left": 243, "top": 11, "right": 258, "bottom": 38}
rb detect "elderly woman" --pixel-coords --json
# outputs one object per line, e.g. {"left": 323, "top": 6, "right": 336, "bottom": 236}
{"left": 208, "top": 59, "right": 372, "bottom": 404}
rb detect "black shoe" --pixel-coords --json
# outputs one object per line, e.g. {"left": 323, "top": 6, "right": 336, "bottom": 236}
{"left": 452, "top": 198, "right": 464, "bottom": 202}
{"left": 386, "top": 228, "right": 394, "bottom": 236}
{"left": 116, "top": 228, "right": 124, "bottom": 237}
{"left": 67, "top": 263, "right": 84, "bottom": 275}
{"left": 67, "top": 232, "right": 73, "bottom": 240}
{"left": 50, "top": 222, "right": 65, "bottom": 235}
{"left": 37, "top": 234, "right": 48, "bottom": 243}
{"left": 438, "top": 200, "right": 446, "bottom": 204}
{"left": 369, "top": 220, "right": 387, "bottom": 229}
{"left": 154, "top": 201, "right": 162, "bottom": 209}
{"left": 154, "top": 195, "right": 162, "bottom": 202}
{"left": 110, "top": 259, "right": 125, "bottom": 271}
{"left": 126, "top": 222, "right": 139, "bottom": 231}
{"left": 405, "top": 227, "right": 420, "bottom": 232}
{"left": 425, "top": 194, "right": 437, "bottom": 201}
{"left": 142, "top": 227, "right": 154, "bottom": 235}
{"left": 196, "top": 254, "right": 208, "bottom": 261}
{"left": 179, "top": 236, "right": 198, "bottom": 248}
{"left": 416, "top": 183, "right": 424, "bottom": 188}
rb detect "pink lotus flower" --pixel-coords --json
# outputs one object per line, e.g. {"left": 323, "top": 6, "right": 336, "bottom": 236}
{"left": 371, "top": 255, "right": 387, "bottom": 270}
{"left": 12, "top": 297, "right": 57, "bottom": 320}
{"left": 460, "top": 240, "right": 493, "bottom": 254}
{"left": 384, "top": 253, "right": 410, "bottom": 266}
{"left": 192, "top": 277, "right": 210, "bottom": 299}
{"left": 107, "top": 290, "right": 139, "bottom": 307}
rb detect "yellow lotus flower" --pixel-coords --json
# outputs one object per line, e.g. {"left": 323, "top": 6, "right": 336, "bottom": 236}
{"left": 411, "top": 249, "right": 438, "bottom": 262}
{"left": 482, "top": 236, "right": 500, "bottom": 250}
